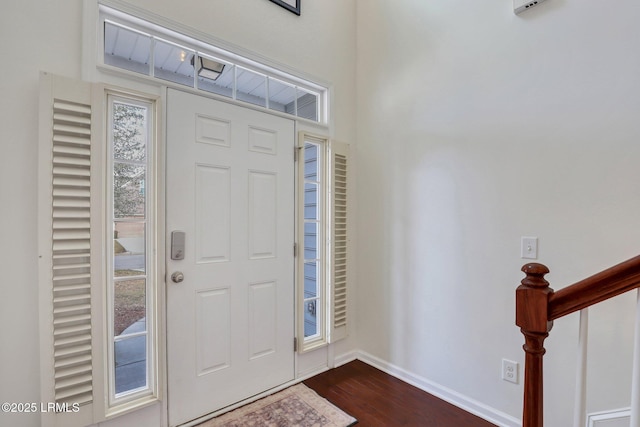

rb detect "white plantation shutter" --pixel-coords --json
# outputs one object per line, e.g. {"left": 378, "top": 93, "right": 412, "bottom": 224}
{"left": 329, "top": 142, "right": 349, "bottom": 343}
{"left": 39, "top": 73, "right": 104, "bottom": 427}
{"left": 52, "top": 98, "right": 93, "bottom": 406}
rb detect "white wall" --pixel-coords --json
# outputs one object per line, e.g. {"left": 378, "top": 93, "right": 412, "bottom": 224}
{"left": 0, "top": 1, "right": 356, "bottom": 426}
{"left": 356, "top": 0, "right": 640, "bottom": 425}
{"left": 0, "top": 2, "right": 83, "bottom": 426}
{"left": 5, "top": 0, "right": 638, "bottom": 426}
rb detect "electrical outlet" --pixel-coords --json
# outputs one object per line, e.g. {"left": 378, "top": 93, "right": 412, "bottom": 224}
{"left": 502, "top": 359, "right": 519, "bottom": 384}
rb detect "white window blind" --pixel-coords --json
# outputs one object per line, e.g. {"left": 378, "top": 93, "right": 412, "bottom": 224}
{"left": 39, "top": 73, "right": 104, "bottom": 427}
{"left": 329, "top": 142, "right": 349, "bottom": 343}
{"left": 52, "top": 98, "right": 93, "bottom": 405}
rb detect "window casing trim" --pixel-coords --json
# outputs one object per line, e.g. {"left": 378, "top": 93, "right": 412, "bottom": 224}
{"left": 297, "top": 132, "right": 330, "bottom": 353}
{"left": 104, "top": 89, "right": 160, "bottom": 416}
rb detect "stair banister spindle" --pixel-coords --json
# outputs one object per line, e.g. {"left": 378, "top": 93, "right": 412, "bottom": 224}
{"left": 630, "top": 290, "right": 640, "bottom": 427}
{"left": 516, "top": 263, "right": 554, "bottom": 427}
{"left": 572, "top": 308, "right": 588, "bottom": 427}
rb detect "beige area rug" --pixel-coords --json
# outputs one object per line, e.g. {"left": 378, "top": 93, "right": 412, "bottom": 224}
{"left": 197, "top": 383, "right": 357, "bottom": 427}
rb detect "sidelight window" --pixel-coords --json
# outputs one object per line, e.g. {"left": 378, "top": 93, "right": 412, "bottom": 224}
{"left": 301, "top": 138, "right": 324, "bottom": 342}
{"left": 107, "top": 94, "right": 156, "bottom": 405}
{"left": 39, "top": 73, "right": 162, "bottom": 427}
{"left": 297, "top": 133, "right": 350, "bottom": 352}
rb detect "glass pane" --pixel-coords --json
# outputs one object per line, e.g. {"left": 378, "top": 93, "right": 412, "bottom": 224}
{"left": 304, "top": 261, "right": 318, "bottom": 299}
{"left": 113, "top": 102, "right": 147, "bottom": 162}
{"left": 268, "top": 78, "right": 296, "bottom": 114}
{"left": 296, "top": 89, "right": 318, "bottom": 121}
{"left": 304, "top": 143, "right": 319, "bottom": 181}
{"left": 114, "top": 222, "right": 146, "bottom": 277}
{"left": 104, "top": 22, "right": 151, "bottom": 75}
{"left": 304, "top": 299, "right": 318, "bottom": 338}
{"left": 114, "top": 164, "right": 145, "bottom": 218}
{"left": 304, "top": 183, "right": 318, "bottom": 220}
{"left": 114, "top": 333, "right": 147, "bottom": 394}
{"left": 236, "top": 67, "right": 266, "bottom": 107}
{"left": 198, "top": 57, "right": 234, "bottom": 98}
{"left": 304, "top": 222, "right": 318, "bottom": 260}
{"left": 153, "top": 39, "right": 195, "bottom": 87}
{"left": 114, "top": 278, "right": 146, "bottom": 337}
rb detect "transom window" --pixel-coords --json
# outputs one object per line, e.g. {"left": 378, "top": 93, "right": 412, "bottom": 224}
{"left": 100, "top": 5, "right": 327, "bottom": 123}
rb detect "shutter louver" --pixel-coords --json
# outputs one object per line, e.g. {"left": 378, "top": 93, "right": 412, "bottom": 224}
{"left": 330, "top": 143, "right": 348, "bottom": 342}
{"left": 50, "top": 99, "right": 94, "bottom": 407}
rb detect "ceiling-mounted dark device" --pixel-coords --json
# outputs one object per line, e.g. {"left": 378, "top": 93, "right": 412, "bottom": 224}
{"left": 514, "top": 0, "right": 548, "bottom": 14}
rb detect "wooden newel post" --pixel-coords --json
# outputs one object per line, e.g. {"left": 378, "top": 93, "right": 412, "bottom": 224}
{"left": 516, "top": 263, "right": 554, "bottom": 427}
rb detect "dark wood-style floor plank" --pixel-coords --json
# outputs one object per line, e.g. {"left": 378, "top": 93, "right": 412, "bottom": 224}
{"left": 304, "top": 360, "right": 497, "bottom": 427}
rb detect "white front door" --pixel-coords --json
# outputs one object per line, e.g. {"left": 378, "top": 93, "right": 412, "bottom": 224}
{"left": 166, "top": 89, "right": 295, "bottom": 426}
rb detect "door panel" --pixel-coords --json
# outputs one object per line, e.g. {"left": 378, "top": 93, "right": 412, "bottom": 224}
{"left": 166, "top": 89, "right": 295, "bottom": 426}
{"left": 195, "top": 164, "right": 230, "bottom": 262}
{"left": 248, "top": 171, "right": 278, "bottom": 258}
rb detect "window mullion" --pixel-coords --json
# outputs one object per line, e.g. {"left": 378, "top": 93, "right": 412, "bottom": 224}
{"left": 149, "top": 37, "right": 155, "bottom": 77}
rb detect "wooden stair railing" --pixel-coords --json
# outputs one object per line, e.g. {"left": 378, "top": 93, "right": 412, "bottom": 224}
{"left": 516, "top": 255, "right": 640, "bottom": 427}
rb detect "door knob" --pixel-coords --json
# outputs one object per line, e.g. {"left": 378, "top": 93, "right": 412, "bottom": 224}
{"left": 171, "top": 271, "right": 184, "bottom": 283}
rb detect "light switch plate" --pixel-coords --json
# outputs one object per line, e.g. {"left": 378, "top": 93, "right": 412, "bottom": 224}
{"left": 521, "top": 237, "right": 538, "bottom": 259}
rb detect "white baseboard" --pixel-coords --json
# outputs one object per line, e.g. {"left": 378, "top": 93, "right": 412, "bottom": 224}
{"left": 333, "top": 350, "right": 358, "bottom": 368}
{"left": 334, "top": 350, "right": 521, "bottom": 427}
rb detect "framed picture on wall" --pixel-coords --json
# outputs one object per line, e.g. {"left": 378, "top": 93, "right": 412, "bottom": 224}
{"left": 269, "top": 0, "right": 300, "bottom": 15}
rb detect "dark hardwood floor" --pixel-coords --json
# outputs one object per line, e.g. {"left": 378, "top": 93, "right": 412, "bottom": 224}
{"left": 304, "top": 360, "right": 497, "bottom": 427}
